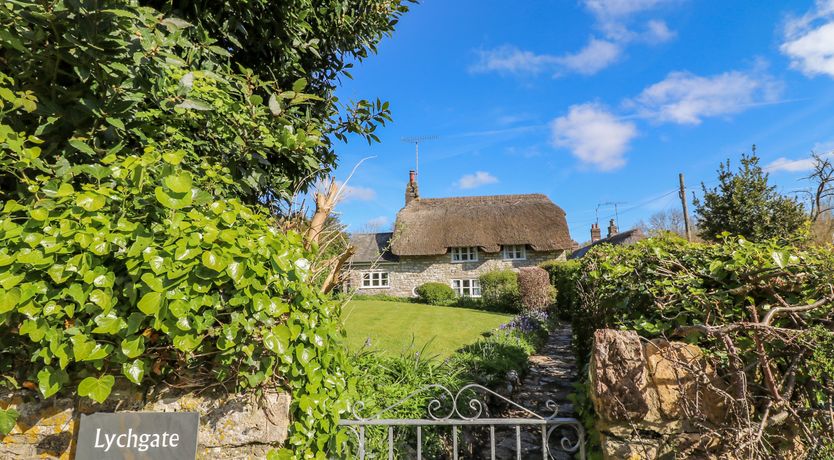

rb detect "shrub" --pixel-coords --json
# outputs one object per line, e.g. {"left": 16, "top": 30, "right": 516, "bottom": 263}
{"left": 479, "top": 270, "right": 520, "bottom": 311}
{"left": 540, "top": 259, "right": 581, "bottom": 318}
{"left": 517, "top": 267, "right": 554, "bottom": 312}
{"left": 559, "top": 235, "right": 834, "bottom": 456}
{"left": 415, "top": 282, "right": 455, "bottom": 305}
{"left": 0, "top": 80, "right": 351, "bottom": 456}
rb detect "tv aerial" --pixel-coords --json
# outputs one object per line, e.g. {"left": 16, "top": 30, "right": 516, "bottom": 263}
{"left": 401, "top": 136, "right": 437, "bottom": 176}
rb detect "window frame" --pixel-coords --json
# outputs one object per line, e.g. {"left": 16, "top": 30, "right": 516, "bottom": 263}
{"left": 361, "top": 271, "right": 390, "bottom": 289}
{"left": 450, "top": 246, "right": 479, "bottom": 263}
{"left": 451, "top": 279, "right": 481, "bottom": 297}
{"left": 502, "top": 244, "right": 527, "bottom": 261}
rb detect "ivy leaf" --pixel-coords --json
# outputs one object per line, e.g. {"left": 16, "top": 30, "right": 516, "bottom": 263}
{"left": 37, "top": 367, "right": 66, "bottom": 398}
{"left": 772, "top": 250, "right": 790, "bottom": 269}
{"left": 137, "top": 291, "right": 163, "bottom": 316}
{"left": 75, "top": 193, "right": 106, "bottom": 212}
{"left": 122, "top": 360, "right": 146, "bottom": 385}
{"left": 92, "top": 311, "right": 126, "bottom": 334}
{"left": 163, "top": 173, "right": 192, "bottom": 194}
{"left": 78, "top": 375, "right": 115, "bottom": 403}
{"left": 263, "top": 327, "right": 289, "bottom": 355}
{"left": 121, "top": 336, "right": 145, "bottom": 359}
{"left": 141, "top": 273, "right": 164, "bottom": 292}
{"left": 168, "top": 300, "right": 190, "bottom": 319}
{"left": 0, "top": 407, "right": 19, "bottom": 436}
{"left": 226, "top": 261, "right": 245, "bottom": 285}
{"left": 89, "top": 289, "right": 112, "bottom": 312}
{"left": 201, "top": 250, "right": 226, "bottom": 272}
{"left": 173, "top": 333, "right": 202, "bottom": 352}
{"left": 0, "top": 288, "right": 20, "bottom": 313}
{"left": 154, "top": 187, "right": 193, "bottom": 209}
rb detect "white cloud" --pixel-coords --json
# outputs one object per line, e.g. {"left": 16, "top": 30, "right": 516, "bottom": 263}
{"left": 556, "top": 39, "right": 622, "bottom": 75}
{"left": 583, "top": 0, "right": 678, "bottom": 42}
{"left": 335, "top": 181, "right": 376, "bottom": 202}
{"left": 628, "top": 70, "right": 781, "bottom": 124}
{"left": 765, "top": 157, "right": 816, "bottom": 173}
{"left": 584, "top": 0, "right": 671, "bottom": 18}
{"left": 470, "top": 46, "right": 559, "bottom": 76}
{"left": 781, "top": 1, "right": 834, "bottom": 78}
{"left": 471, "top": 40, "right": 621, "bottom": 77}
{"left": 457, "top": 171, "right": 499, "bottom": 189}
{"left": 471, "top": 1, "right": 677, "bottom": 78}
{"left": 783, "top": 24, "right": 834, "bottom": 78}
{"left": 550, "top": 103, "right": 637, "bottom": 171}
{"left": 644, "top": 20, "right": 676, "bottom": 42}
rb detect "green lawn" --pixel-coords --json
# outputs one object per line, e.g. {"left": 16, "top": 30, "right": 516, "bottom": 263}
{"left": 341, "top": 300, "right": 513, "bottom": 358}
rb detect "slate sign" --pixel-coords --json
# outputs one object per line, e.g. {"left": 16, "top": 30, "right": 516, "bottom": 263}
{"left": 75, "top": 412, "right": 199, "bottom": 460}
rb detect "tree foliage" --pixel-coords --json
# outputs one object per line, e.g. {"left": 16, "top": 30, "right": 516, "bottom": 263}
{"left": 0, "top": 1, "right": 411, "bottom": 457}
{"left": 694, "top": 154, "right": 806, "bottom": 242}
{"left": 0, "top": 0, "right": 408, "bottom": 205}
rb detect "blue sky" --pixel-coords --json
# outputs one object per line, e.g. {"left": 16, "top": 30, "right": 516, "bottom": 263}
{"left": 330, "top": 0, "right": 834, "bottom": 243}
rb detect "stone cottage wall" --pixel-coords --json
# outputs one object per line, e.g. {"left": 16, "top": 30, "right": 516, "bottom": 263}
{"left": 347, "top": 249, "right": 565, "bottom": 297}
{"left": 0, "top": 386, "right": 290, "bottom": 459}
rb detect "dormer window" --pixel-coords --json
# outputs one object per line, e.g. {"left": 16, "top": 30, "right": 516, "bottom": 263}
{"left": 502, "top": 245, "right": 527, "bottom": 260}
{"left": 450, "top": 247, "right": 478, "bottom": 263}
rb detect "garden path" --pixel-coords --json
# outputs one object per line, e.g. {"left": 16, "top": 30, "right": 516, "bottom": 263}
{"left": 490, "top": 321, "right": 580, "bottom": 459}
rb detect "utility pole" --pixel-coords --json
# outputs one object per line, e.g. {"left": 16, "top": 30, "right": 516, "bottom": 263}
{"left": 679, "top": 173, "right": 692, "bottom": 242}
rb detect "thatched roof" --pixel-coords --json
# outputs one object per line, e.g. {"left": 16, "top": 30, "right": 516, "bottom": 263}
{"left": 349, "top": 232, "right": 398, "bottom": 263}
{"left": 390, "top": 194, "right": 572, "bottom": 256}
{"left": 568, "top": 228, "right": 646, "bottom": 259}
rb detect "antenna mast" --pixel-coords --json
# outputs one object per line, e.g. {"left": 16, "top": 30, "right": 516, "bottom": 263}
{"left": 598, "top": 201, "right": 627, "bottom": 225}
{"left": 401, "top": 136, "right": 437, "bottom": 176}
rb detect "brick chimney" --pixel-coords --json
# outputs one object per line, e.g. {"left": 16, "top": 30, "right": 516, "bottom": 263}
{"left": 607, "top": 219, "right": 618, "bottom": 238}
{"left": 590, "top": 223, "right": 601, "bottom": 242}
{"left": 405, "top": 170, "right": 419, "bottom": 205}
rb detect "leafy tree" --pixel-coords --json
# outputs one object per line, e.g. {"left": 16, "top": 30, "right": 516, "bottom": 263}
{"left": 694, "top": 154, "right": 807, "bottom": 241}
{"left": 0, "top": 0, "right": 409, "bottom": 204}
{"left": 0, "top": 1, "right": 411, "bottom": 457}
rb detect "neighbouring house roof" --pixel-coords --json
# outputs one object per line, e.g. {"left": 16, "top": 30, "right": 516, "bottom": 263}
{"left": 349, "top": 232, "right": 399, "bottom": 264}
{"left": 568, "top": 228, "right": 646, "bottom": 259}
{"left": 390, "top": 194, "right": 573, "bottom": 256}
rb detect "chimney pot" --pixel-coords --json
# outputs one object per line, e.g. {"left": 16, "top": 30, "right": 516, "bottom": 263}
{"left": 590, "top": 223, "right": 601, "bottom": 243}
{"left": 405, "top": 170, "right": 419, "bottom": 205}
{"left": 607, "top": 219, "right": 618, "bottom": 238}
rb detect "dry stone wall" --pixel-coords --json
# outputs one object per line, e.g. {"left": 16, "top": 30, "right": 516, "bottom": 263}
{"left": 348, "top": 249, "right": 565, "bottom": 297}
{"left": 589, "top": 329, "right": 731, "bottom": 459}
{"left": 0, "top": 385, "right": 290, "bottom": 459}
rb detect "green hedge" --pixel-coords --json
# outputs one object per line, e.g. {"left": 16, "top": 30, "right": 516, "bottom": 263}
{"left": 540, "top": 259, "right": 581, "bottom": 319}
{"left": 479, "top": 269, "right": 519, "bottom": 311}
{"left": 415, "top": 282, "right": 456, "bottom": 305}
{"left": 547, "top": 235, "right": 834, "bottom": 455}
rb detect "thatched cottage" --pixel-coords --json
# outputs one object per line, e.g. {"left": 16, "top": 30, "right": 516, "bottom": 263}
{"left": 345, "top": 171, "right": 573, "bottom": 297}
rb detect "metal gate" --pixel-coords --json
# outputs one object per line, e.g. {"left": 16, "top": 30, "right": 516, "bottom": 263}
{"left": 339, "top": 383, "right": 586, "bottom": 459}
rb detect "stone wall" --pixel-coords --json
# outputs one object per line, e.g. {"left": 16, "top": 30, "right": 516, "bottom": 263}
{"left": 0, "top": 385, "right": 290, "bottom": 459}
{"left": 589, "top": 329, "right": 731, "bottom": 459}
{"left": 347, "top": 249, "right": 565, "bottom": 297}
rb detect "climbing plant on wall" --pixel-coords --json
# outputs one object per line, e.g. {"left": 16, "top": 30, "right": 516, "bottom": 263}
{"left": 0, "top": 1, "right": 411, "bottom": 457}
